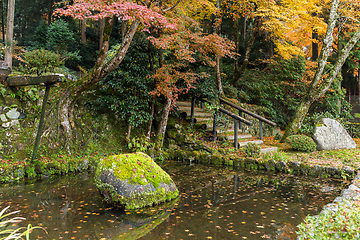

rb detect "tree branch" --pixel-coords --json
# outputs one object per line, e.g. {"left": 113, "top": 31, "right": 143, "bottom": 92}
{"left": 74, "top": 17, "right": 113, "bottom": 96}
{"left": 101, "top": 20, "right": 140, "bottom": 77}
{"left": 163, "top": 0, "right": 182, "bottom": 12}
{"left": 308, "top": 0, "right": 339, "bottom": 91}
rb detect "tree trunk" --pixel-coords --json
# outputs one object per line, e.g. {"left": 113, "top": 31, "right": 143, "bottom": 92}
{"left": 156, "top": 97, "right": 172, "bottom": 150}
{"left": 146, "top": 41, "right": 155, "bottom": 140}
{"left": 281, "top": 98, "right": 314, "bottom": 141}
{"left": 99, "top": 18, "right": 105, "bottom": 51}
{"left": 358, "top": 68, "right": 360, "bottom": 104}
{"left": 4, "top": 0, "right": 15, "bottom": 69}
{"left": 75, "top": 19, "right": 140, "bottom": 96}
{"left": 48, "top": 0, "right": 54, "bottom": 24}
{"left": 215, "top": 55, "right": 223, "bottom": 96}
{"left": 127, "top": 124, "right": 132, "bottom": 139}
{"left": 1, "top": 1, "right": 4, "bottom": 43}
{"left": 232, "top": 18, "right": 240, "bottom": 86}
{"left": 312, "top": 31, "right": 319, "bottom": 61}
{"left": 281, "top": 0, "right": 360, "bottom": 142}
{"left": 121, "top": 20, "right": 128, "bottom": 39}
{"left": 215, "top": 0, "right": 223, "bottom": 96}
{"left": 81, "top": 19, "right": 86, "bottom": 44}
{"left": 240, "top": 16, "right": 246, "bottom": 42}
{"left": 57, "top": 18, "right": 140, "bottom": 150}
{"left": 146, "top": 97, "right": 155, "bottom": 140}
{"left": 58, "top": 90, "right": 74, "bottom": 153}
{"left": 236, "top": 18, "right": 259, "bottom": 82}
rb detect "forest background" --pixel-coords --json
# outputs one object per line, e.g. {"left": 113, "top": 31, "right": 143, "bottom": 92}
{"left": 1, "top": 0, "right": 360, "bottom": 157}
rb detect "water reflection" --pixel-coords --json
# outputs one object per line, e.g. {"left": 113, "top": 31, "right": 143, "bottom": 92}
{"left": 96, "top": 199, "right": 177, "bottom": 240}
{"left": 0, "top": 161, "right": 347, "bottom": 240}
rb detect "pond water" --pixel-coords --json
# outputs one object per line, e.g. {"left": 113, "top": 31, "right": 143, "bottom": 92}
{"left": 0, "top": 160, "right": 347, "bottom": 240}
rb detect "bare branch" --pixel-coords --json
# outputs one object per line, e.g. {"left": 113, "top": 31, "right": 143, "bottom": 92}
{"left": 163, "top": 0, "right": 182, "bottom": 12}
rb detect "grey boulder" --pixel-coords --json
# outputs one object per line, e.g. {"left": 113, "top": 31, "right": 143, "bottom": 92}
{"left": 313, "top": 118, "right": 356, "bottom": 151}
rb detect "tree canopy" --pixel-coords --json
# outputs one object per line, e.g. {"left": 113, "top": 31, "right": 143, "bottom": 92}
{"left": 5, "top": 0, "right": 360, "bottom": 148}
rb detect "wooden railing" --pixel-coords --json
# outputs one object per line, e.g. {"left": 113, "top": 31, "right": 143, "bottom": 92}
{"left": 189, "top": 97, "right": 276, "bottom": 148}
{"left": 219, "top": 98, "right": 276, "bottom": 140}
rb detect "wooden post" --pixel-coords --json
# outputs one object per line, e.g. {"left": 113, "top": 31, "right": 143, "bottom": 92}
{"left": 191, "top": 97, "right": 195, "bottom": 127}
{"left": 239, "top": 110, "right": 243, "bottom": 131}
{"left": 32, "top": 84, "right": 52, "bottom": 161}
{"left": 259, "top": 120, "right": 263, "bottom": 141}
{"left": 233, "top": 175, "right": 238, "bottom": 195}
{"left": 213, "top": 110, "right": 217, "bottom": 143}
{"left": 234, "top": 119, "right": 238, "bottom": 149}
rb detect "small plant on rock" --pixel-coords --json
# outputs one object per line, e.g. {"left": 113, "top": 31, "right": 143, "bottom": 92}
{"left": 286, "top": 135, "right": 317, "bottom": 152}
{"left": 127, "top": 135, "right": 154, "bottom": 152}
{"left": 243, "top": 143, "right": 261, "bottom": 158}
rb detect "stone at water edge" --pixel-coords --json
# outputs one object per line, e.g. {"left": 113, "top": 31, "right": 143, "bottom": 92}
{"left": 313, "top": 118, "right": 357, "bottom": 151}
{"left": 95, "top": 152, "right": 178, "bottom": 209}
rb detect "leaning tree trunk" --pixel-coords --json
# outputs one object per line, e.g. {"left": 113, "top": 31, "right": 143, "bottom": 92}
{"left": 155, "top": 97, "right": 172, "bottom": 150}
{"left": 280, "top": 3, "right": 360, "bottom": 142}
{"left": 57, "top": 18, "right": 140, "bottom": 151}
{"left": 281, "top": 98, "right": 314, "bottom": 141}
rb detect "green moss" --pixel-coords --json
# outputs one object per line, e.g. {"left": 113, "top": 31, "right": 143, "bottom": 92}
{"left": 174, "top": 150, "right": 186, "bottom": 161}
{"left": 244, "top": 158, "right": 258, "bottom": 170}
{"left": 95, "top": 152, "right": 179, "bottom": 209}
{"left": 95, "top": 152, "right": 173, "bottom": 188}
{"left": 211, "top": 154, "right": 223, "bottom": 166}
{"left": 166, "top": 129, "right": 178, "bottom": 139}
{"left": 195, "top": 152, "right": 210, "bottom": 164}
{"left": 95, "top": 180, "right": 119, "bottom": 203}
{"left": 97, "top": 182, "right": 179, "bottom": 210}
{"left": 258, "top": 161, "right": 266, "bottom": 170}
{"left": 224, "top": 159, "right": 233, "bottom": 166}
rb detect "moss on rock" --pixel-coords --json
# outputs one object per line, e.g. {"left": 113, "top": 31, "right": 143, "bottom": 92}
{"left": 95, "top": 152, "right": 179, "bottom": 209}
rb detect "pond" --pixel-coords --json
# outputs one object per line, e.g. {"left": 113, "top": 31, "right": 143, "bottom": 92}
{"left": 0, "top": 160, "right": 347, "bottom": 239}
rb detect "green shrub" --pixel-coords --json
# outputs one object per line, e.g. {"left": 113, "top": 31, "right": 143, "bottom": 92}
{"left": 243, "top": 142, "right": 261, "bottom": 158}
{"left": 18, "top": 49, "right": 62, "bottom": 76}
{"left": 286, "top": 135, "right": 317, "bottom": 152}
{"left": 297, "top": 200, "right": 360, "bottom": 239}
{"left": 344, "top": 122, "right": 360, "bottom": 138}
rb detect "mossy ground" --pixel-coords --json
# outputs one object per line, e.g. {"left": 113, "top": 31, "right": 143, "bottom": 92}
{"left": 0, "top": 154, "right": 100, "bottom": 183}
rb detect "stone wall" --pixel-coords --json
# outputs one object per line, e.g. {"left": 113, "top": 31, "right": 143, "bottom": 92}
{"left": 0, "top": 83, "right": 125, "bottom": 159}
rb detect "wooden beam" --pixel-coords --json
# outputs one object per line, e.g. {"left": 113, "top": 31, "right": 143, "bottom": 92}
{"left": 7, "top": 75, "right": 60, "bottom": 87}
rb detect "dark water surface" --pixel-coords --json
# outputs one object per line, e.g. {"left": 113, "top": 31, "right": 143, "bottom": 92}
{"left": 0, "top": 161, "right": 347, "bottom": 239}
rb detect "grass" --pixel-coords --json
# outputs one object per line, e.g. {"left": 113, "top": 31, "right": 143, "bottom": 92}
{"left": 0, "top": 206, "right": 46, "bottom": 239}
{"left": 262, "top": 135, "right": 360, "bottom": 170}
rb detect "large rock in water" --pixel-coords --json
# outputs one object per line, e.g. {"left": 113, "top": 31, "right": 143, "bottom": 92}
{"left": 95, "top": 152, "right": 178, "bottom": 209}
{"left": 313, "top": 118, "right": 357, "bottom": 151}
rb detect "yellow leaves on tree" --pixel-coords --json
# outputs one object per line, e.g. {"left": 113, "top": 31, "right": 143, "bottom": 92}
{"left": 257, "top": 0, "right": 330, "bottom": 59}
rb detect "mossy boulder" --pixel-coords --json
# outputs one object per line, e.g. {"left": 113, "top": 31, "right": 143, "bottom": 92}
{"left": 95, "top": 152, "right": 179, "bottom": 209}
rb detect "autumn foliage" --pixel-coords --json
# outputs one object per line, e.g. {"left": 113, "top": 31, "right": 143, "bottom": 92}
{"left": 54, "top": 0, "right": 176, "bottom": 30}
